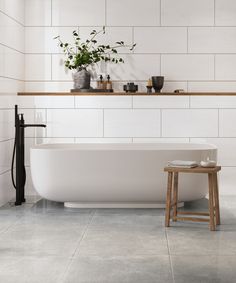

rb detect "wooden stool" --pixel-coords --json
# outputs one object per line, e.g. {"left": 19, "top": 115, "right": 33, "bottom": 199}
{"left": 164, "top": 166, "right": 221, "bottom": 231}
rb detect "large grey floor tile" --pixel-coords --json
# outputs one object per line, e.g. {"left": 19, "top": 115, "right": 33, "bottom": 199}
{"left": 167, "top": 228, "right": 236, "bottom": 255}
{"left": 63, "top": 255, "right": 173, "bottom": 283}
{"left": 90, "top": 212, "right": 164, "bottom": 229}
{"left": 0, "top": 225, "right": 85, "bottom": 257}
{"left": 76, "top": 226, "right": 168, "bottom": 256}
{"left": 172, "top": 255, "right": 236, "bottom": 283}
{"left": 95, "top": 208, "right": 165, "bottom": 216}
{"left": 0, "top": 255, "right": 70, "bottom": 283}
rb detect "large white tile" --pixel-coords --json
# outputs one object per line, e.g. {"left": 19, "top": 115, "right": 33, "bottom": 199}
{"left": 189, "top": 28, "right": 236, "bottom": 53}
{"left": 104, "top": 109, "right": 160, "bottom": 137}
{"left": 47, "top": 109, "right": 103, "bottom": 137}
{"left": 133, "top": 96, "right": 189, "bottom": 109}
{"left": 107, "top": 54, "right": 160, "bottom": 81}
{"left": 2, "top": 46, "right": 24, "bottom": 80}
{"left": 0, "top": 109, "right": 14, "bottom": 141}
{"left": 0, "top": 94, "right": 16, "bottom": 108}
{"left": 133, "top": 138, "right": 189, "bottom": 143}
{"left": 219, "top": 110, "right": 236, "bottom": 137}
{"left": 161, "top": 55, "right": 214, "bottom": 81}
{"left": 0, "top": 0, "right": 24, "bottom": 24}
{"left": 25, "top": 55, "right": 51, "bottom": 81}
{"left": 190, "top": 96, "right": 236, "bottom": 108}
{"left": 191, "top": 138, "right": 236, "bottom": 166}
{"left": 75, "top": 96, "right": 132, "bottom": 109}
{"left": 25, "top": 27, "right": 78, "bottom": 54}
{"left": 162, "top": 109, "right": 218, "bottom": 137}
{"left": 162, "top": 81, "right": 188, "bottom": 93}
{"left": 24, "top": 82, "right": 73, "bottom": 92}
{"left": 0, "top": 139, "right": 13, "bottom": 174}
{"left": 0, "top": 12, "right": 24, "bottom": 52}
{"left": 0, "top": 171, "right": 15, "bottom": 207}
{"left": 161, "top": 0, "right": 214, "bottom": 26}
{"left": 215, "top": 55, "right": 236, "bottom": 81}
{"left": 52, "top": 0, "right": 105, "bottom": 26}
{"left": 75, "top": 138, "right": 132, "bottom": 143}
{"left": 134, "top": 27, "right": 187, "bottom": 53}
{"left": 18, "top": 108, "right": 47, "bottom": 138}
{"left": 107, "top": 0, "right": 160, "bottom": 26}
{"left": 79, "top": 27, "right": 133, "bottom": 54}
{"left": 17, "top": 96, "right": 74, "bottom": 109}
{"left": 219, "top": 167, "right": 236, "bottom": 196}
{"left": 51, "top": 54, "right": 74, "bottom": 81}
{"left": 188, "top": 82, "right": 236, "bottom": 92}
{"left": 0, "top": 78, "right": 23, "bottom": 95}
{"left": 25, "top": 0, "right": 51, "bottom": 26}
{"left": 215, "top": 0, "right": 236, "bottom": 26}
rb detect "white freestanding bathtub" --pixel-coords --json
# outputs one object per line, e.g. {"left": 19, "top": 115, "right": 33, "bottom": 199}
{"left": 30, "top": 143, "right": 217, "bottom": 208}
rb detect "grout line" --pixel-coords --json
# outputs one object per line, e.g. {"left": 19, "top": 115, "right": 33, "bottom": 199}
{"left": 214, "top": 54, "right": 216, "bottom": 80}
{"left": 105, "top": 0, "right": 107, "bottom": 26}
{"left": 218, "top": 109, "right": 220, "bottom": 137}
{"left": 187, "top": 27, "right": 189, "bottom": 53}
{"left": 102, "top": 109, "right": 105, "bottom": 137}
{"left": 0, "top": 10, "right": 24, "bottom": 27}
{"left": 59, "top": 210, "right": 96, "bottom": 282}
{"left": 159, "top": 0, "right": 162, "bottom": 26}
{"left": 0, "top": 42, "right": 24, "bottom": 55}
{"left": 160, "top": 109, "right": 162, "bottom": 137}
{"left": 214, "top": 0, "right": 216, "bottom": 26}
{"left": 51, "top": 0, "right": 53, "bottom": 27}
{"left": 23, "top": 25, "right": 236, "bottom": 28}
{"left": 165, "top": 229, "right": 175, "bottom": 283}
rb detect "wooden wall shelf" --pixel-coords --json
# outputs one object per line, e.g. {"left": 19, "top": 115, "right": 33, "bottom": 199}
{"left": 17, "top": 92, "right": 236, "bottom": 96}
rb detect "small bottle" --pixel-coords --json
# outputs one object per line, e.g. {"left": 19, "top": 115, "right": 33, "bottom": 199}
{"left": 97, "top": 75, "right": 104, "bottom": 89}
{"left": 106, "top": 75, "right": 112, "bottom": 91}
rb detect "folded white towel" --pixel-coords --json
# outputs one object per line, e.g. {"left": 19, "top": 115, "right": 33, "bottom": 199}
{"left": 167, "top": 160, "right": 198, "bottom": 168}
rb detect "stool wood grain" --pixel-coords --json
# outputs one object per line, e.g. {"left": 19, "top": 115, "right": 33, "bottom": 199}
{"left": 164, "top": 166, "right": 221, "bottom": 231}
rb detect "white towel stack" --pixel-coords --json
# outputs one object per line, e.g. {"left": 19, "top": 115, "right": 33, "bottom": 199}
{"left": 167, "top": 160, "right": 198, "bottom": 168}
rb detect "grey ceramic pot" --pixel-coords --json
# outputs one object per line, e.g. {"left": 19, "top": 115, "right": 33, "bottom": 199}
{"left": 73, "top": 68, "right": 91, "bottom": 89}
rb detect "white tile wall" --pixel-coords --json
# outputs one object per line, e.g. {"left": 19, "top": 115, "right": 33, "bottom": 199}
{"left": 134, "top": 27, "right": 187, "bottom": 54}
{"left": 52, "top": 0, "right": 105, "bottom": 26}
{"left": 25, "top": 55, "right": 51, "bottom": 81}
{"left": 215, "top": 0, "right": 236, "bottom": 26}
{"left": 107, "top": 54, "right": 161, "bottom": 81}
{"left": 133, "top": 96, "right": 189, "bottom": 109}
{"left": 219, "top": 110, "right": 236, "bottom": 137}
{"left": 162, "top": 109, "right": 218, "bottom": 137}
{"left": 25, "top": 27, "right": 78, "bottom": 54}
{"left": 190, "top": 96, "right": 236, "bottom": 109}
{"left": 215, "top": 55, "right": 236, "bottom": 81}
{"left": 47, "top": 109, "right": 103, "bottom": 137}
{"left": 161, "top": 0, "right": 214, "bottom": 26}
{"left": 25, "top": 0, "right": 51, "bottom": 26}
{"left": 0, "top": 2, "right": 24, "bottom": 204}
{"left": 161, "top": 55, "right": 214, "bottom": 81}
{"left": 188, "top": 82, "right": 236, "bottom": 92}
{"left": 75, "top": 96, "right": 132, "bottom": 109}
{"left": 107, "top": 0, "right": 160, "bottom": 26}
{"left": 104, "top": 109, "right": 160, "bottom": 137}
{"left": 188, "top": 28, "right": 236, "bottom": 54}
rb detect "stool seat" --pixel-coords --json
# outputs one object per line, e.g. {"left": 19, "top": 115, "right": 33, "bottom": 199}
{"left": 164, "top": 165, "right": 221, "bottom": 231}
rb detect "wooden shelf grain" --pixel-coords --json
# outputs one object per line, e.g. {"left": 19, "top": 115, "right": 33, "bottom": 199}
{"left": 17, "top": 92, "right": 236, "bottom": 96}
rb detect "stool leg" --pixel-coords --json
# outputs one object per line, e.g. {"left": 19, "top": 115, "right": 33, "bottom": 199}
{"left": 173, "top": 172, "right": 179, "bottom": 222}
{"left": 213, "top": 173, "right": 220, "bottom": 225}
{"left": 208, "top": 173, "right": 216, "bottom": 231}
{"left": 165, "top": 172, "right": 173, "bottom": 227}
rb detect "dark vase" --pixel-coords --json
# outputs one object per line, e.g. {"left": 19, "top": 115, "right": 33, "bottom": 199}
{"left": 73, "top": 68, "right": 91, "bottom": 89}
{"left": 152, "top": 76, "right": 164, "bottom": 93}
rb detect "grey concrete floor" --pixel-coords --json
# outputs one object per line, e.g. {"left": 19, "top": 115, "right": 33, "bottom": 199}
{"left": 0, "top": 196, "right": 236, "bottom": 283}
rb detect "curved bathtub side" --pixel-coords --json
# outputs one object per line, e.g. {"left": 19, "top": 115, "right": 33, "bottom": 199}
{"left": 30, "top": 145, "right": 217, "bottom": 204}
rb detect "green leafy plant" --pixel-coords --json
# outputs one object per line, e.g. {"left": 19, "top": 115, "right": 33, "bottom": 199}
{"left": 54, "top": 27, "right": 136, "bottom": 70}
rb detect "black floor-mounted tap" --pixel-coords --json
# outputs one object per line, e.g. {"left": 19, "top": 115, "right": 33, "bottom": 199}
{"left": 11, "top": 105, "right": 46, "bottom": 206}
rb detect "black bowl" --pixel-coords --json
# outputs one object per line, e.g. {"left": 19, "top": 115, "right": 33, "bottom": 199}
{"left": 151, "top": 76, "right": 164, "bottom": 93}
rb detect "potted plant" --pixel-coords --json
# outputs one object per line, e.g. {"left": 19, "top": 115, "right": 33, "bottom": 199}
{"left": 54, "top": 27, "right": 136, "bottom": 90}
